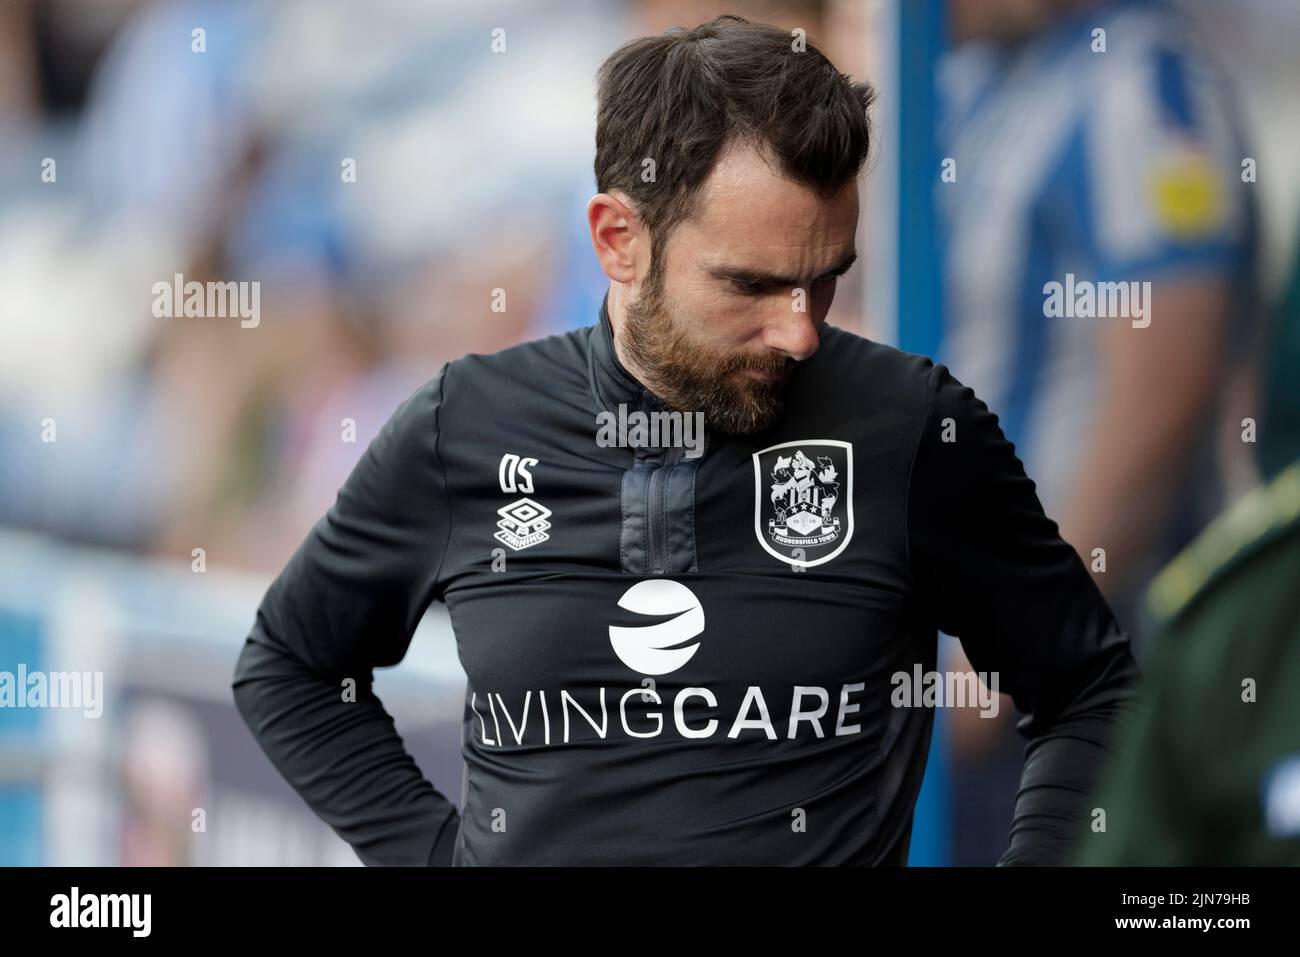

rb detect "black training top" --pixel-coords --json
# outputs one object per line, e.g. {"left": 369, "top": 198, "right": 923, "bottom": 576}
{"left": 232, "top": 296, "right": 1140, "bottom": 866}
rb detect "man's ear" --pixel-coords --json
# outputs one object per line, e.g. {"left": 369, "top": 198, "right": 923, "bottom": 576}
{"left": 587, "top": 190, "right": 644, "bottom": 284}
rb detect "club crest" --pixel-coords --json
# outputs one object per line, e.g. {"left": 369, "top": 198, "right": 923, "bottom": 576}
{"left": 752, "top": 440, "right": 853, "bottom": 567}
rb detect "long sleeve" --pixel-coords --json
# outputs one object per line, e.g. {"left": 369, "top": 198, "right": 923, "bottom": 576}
{"left": 907, "top": 361, "right": 1141, "bottom": 865}
{"left": 231, "top": 365, "right": 460, "bottom": 866}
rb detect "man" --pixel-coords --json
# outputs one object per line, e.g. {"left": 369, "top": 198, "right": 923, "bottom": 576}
{"left": 1077, "top": 235, "right": 1300, "bottom": 865}
{"left": 936, "top": 0, "right": 1258, "bottom": 864}
{"left": 1257, "top": 224, "right": 1300, "bottom": 483}
{"left": 232, "top": 15, "right": 1138, "bottom": 866}
{"left": 1078, "top": 458, "right": 1300, "bottom": 865}
{"left": 939, "top": 0, "right": 1258, "bottom": 623}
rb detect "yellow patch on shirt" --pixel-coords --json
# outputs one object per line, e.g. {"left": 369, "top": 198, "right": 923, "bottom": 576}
{"left": 1147, "top": 149, "right": 1224, "bottom": 239}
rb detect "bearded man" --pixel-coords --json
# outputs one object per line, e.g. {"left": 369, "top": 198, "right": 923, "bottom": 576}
{"left": 233, "top": 14, "right": 1138, "bottom": 867}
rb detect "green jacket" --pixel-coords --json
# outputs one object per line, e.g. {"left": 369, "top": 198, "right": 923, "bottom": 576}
{"left": 1078, "top": 460, "right": 1300, "bottom": 864}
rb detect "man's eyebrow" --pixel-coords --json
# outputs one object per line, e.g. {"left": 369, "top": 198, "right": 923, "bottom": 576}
{"left": 706, "top": 251, "right": 859, "bottom": 287}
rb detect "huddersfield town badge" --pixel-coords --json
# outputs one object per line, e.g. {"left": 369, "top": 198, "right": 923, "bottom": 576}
{"left": 753, "top": 440, "right": 853, "bottom": 568}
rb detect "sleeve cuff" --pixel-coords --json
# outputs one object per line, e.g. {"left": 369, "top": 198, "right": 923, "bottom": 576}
{"left": 427, "top": 811, "right": 461, "bottom": 866}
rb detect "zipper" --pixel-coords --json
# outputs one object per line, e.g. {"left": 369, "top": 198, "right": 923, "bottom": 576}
{"left": 646, "top": 462, "right": 666, "bottom": 575}
{"left": 645, "top": 444, "right": 683, "bottom": 576}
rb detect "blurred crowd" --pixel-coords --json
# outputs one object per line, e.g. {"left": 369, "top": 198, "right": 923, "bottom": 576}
{"left": 0, "top": 0, "right": 869, "bottom": 575}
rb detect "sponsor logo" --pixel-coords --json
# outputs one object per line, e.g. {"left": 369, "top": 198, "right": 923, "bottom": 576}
{"left": 753, "top": 439, "right": 854, "bottom": 567}
{"left": 467, "top": 581, "right": 867, "bottom": 747}
{"left": 607, "top": 579, "right": 704, "bottom": 676}
{"left": 469, "top": 682, "right": 866, "bottom": 746}
{"left": 1148, "top": 145, "right": 1224, "bottom": 239}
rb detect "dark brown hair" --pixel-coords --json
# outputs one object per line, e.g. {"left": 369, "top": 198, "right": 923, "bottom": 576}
{"left": 594, "top": 14, "right": 875, "bottom": 267}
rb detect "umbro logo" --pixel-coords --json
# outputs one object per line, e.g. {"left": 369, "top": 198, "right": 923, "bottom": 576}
{"left": 495, "top": 453, "right": 550, "bottom": 551}
{"left": 495, "top": 497, "right": 551, "bottom": 551}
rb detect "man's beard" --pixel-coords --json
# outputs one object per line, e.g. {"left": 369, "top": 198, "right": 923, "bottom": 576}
{"left": 620, "top": 266, "right": 795, "bottom": 434}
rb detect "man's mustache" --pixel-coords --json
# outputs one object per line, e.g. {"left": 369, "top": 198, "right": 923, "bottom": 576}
{"left": 722, "top": 350, "right": 796, "bottom": 379}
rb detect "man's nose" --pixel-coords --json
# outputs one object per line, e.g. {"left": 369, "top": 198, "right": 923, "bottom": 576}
{"left": 764, "top": 306, "right": 822, "bottom": 362}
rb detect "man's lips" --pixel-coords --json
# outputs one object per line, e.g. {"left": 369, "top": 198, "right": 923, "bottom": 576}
{"left": 738, "top": 365, "right": 787, "bottom": 384}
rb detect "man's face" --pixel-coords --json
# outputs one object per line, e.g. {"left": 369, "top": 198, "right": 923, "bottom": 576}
{"left": 620, "top": 142, "right": 860, "bottom": 434}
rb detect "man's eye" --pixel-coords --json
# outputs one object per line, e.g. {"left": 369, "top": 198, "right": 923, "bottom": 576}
{"left": 730, "top": 279, "right": 766, "bottom": 295}
{"left": 812, "top": 275, "right": 838, "bottom": 288}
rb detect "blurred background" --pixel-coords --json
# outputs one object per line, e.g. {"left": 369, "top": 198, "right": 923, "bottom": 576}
{"left": 1, "top": 0, "right": 1296, "bottom": 866}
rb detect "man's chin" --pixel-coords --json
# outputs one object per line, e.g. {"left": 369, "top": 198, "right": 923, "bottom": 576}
{"left": 701, "top": 382, "right": 784, "bottom": 435}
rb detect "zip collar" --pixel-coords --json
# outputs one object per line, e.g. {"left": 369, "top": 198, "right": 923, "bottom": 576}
{"left": 588, "top": 290, "right": 659, "bottom": 412}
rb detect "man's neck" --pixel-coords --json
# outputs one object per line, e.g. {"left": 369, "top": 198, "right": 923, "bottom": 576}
{"left": 605, "top": 283, "right": 657, "bottom": 396}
